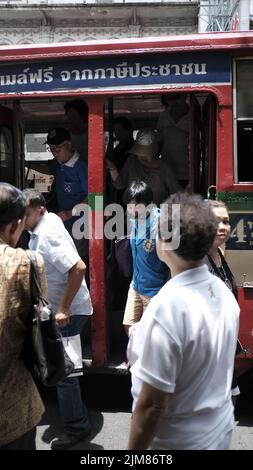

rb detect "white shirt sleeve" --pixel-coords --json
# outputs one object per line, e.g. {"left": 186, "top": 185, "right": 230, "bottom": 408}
{"left": 38, "top": 231, "right": 80, "bottom": 275}
{"left": 133, "top": 317, "right": 182, "bottom": 394}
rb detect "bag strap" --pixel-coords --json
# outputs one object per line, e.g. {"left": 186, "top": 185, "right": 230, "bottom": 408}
{"left": 26, "top": 250, "right": 42, "bottom": 302}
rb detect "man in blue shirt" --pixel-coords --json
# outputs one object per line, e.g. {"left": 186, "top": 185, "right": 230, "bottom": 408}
{"left": 123, "top": 181, "right": 169, "bottom": 335}
{"left": 46, "top": 128, "right": 88, "bottom": 252}
{"left": 30, "top": 127, "right": 88, "bottom": 258}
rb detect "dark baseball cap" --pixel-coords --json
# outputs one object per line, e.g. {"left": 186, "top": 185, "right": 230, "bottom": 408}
{"left": 44, "top": 127, "right": 71, "bottom": 146}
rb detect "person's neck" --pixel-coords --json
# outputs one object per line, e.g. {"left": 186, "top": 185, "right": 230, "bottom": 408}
{"left": 144, "top": 160, "right": 160, "bottom": 169}
{"left": 208, "top": 246, "right": 221, "bottom": 266}
{"left": 0, "top": 227, "right": 13, "bottom": 247}
{"left": 59, "top": 151, "right": 75, "bottom": 164}
{"left": 0, "top": 231, "right": 8, "bottom": 244}
{"left": 170, "top": 260, "right": 203, "bottom": 278}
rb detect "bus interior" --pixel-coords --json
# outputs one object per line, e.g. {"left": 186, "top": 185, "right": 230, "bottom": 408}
{"left": 0, "top": 91, "right": 218, "bottom": 367}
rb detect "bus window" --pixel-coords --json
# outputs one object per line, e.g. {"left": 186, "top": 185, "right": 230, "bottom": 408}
{"left": 235, "top": 59, "right": 253, "bottom": 182}
{"left": 25, "top": 133, "right": 54, "bottom": 192}
{"left": 0, "top": 126, "right": 14, "bottom": 184}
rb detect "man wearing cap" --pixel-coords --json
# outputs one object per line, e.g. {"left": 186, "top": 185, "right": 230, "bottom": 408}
{"left": 30, "top": 127, "right": 88, "bottom": 258}
{"left": 107, "top": 129, "right": 181, "bottom": 206}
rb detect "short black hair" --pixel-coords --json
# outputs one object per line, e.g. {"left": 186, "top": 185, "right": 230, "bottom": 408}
{"left": 124, "top": 181, "right": 153, "bottom": 206}
{"left": 23, "top": 189, "right": 46, "bottom": 209}
{"left": 64, "top": 99, "right": 88, "bottom": 120}
{"left": 113, "top": 117, "right": 132, "bottom": 131}
{"left": 0, "top": 183, "right": 26, "bottom": 230}
{"left": 159, "top": 192, "right": 218, "bottom": 261}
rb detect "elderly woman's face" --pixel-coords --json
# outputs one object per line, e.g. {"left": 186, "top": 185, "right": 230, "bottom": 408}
{"left": 212, "top": 206, "right": 231, "bottom": 249}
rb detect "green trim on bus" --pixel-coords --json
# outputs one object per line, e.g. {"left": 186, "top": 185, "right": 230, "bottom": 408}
{"left": 218, "top": 192, "right": 253, "bottom": 211}
{"left": 88, "top": 192, "right": 104, "bottom": 211}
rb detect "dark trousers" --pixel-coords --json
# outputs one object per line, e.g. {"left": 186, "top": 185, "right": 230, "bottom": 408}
{"left": 0, "top": 428, "right": 36, "bottom": 450}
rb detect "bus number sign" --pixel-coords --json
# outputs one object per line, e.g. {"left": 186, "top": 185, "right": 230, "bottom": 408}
{"left": 227, "top": 213, "right": 253, "bottom": 250}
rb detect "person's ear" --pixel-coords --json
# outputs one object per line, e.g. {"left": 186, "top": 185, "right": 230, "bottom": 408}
{"left": 9, "top": 219, "right": 19, "bottom": 235}
{"left": 66, "top": 141, "right": 72, "bottom": 150}
{"left": 9, "top": 218, "right": 25, "bottom": 247}
{"left": 40, "top": 206, "right": 46, "bottom": 216}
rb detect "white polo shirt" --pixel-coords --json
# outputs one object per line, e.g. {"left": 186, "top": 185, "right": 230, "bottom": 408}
{"left": 29, "top": 211, "right": 92, "bottom": 317}
{"left": 129, "top": 265, "right": 239, "bottom": 450}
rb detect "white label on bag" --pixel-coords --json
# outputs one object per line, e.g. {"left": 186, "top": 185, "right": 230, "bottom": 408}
{"left": 62, "top": 334, "right": 83, "bottom": 377}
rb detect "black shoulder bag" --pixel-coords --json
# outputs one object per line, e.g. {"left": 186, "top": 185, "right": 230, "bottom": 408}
{"left": 114, "top": 235, "right": 133, "bottom": 278}
{"left": 22, "top": 251, "right": 74, "bottom": 386}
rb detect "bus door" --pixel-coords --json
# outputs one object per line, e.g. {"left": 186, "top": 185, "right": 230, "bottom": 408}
{"left": 189, "top": 94, "right": 216, "bottom": 197}
{"left": 0, "top": 104, "right": 14, "bottom": 184}
{"left": 189, "top": 95, "right": 201, "bottom": 193}
{"left": 201, "top": 95, "right": 216, "bottom": 198}
{"left": 13, "top": 101, "right": 25, "bottom": 189}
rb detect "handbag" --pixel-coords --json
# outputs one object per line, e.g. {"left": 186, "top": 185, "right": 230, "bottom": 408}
{"left": 114, "top": 235, "right": 133, "bottom": 278}
{"left": 22, "top": 250, "right": 74, "bottom": 387}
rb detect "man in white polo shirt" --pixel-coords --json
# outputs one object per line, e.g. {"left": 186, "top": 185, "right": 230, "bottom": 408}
{"left": 23, "top": 189, "right": 93, "bottom": 451}
{"left": 128, "top": 192, "right": 239, "bottom": 450}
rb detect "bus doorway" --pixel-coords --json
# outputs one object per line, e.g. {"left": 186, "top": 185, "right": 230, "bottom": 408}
{"left": 189, "top": 93, "right": 216, "bottom": 196}
{"left": 105, "top": 91, "right": 217, "bottom": 365}
{"left": 0, "top": 91, "right": 217, "bottom": 368}
{"left": 105, "top": 92, "right": 217, "bottom": 200}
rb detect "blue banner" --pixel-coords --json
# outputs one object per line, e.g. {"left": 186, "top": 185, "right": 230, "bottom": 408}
{"left": 0, "top": 52, "right": 231, "bottom": 94}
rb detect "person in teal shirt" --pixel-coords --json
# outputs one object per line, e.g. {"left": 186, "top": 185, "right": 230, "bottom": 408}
{"left": 123, "top": 181, "right": 169, "bottom": 335}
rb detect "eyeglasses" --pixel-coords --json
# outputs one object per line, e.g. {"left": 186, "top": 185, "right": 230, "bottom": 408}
{"left": 47, "top": 141, "right": 68, "bottom": 153}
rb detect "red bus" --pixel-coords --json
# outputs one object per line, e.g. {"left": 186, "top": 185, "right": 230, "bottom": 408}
{"left": 0, "top": 32, "right": 253, "bottom": 373}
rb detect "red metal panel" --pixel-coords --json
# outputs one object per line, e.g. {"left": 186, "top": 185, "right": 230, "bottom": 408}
{"left": 0, "top": 86, "right": 232, "bottom": 106}
{"left": 236, "top": 288, "right": 253, "bottom": 376}
{"left": 216, "top": 86, "right": 234, "bottom": 191}
{"left": 238, "top": 288, "right": 253, "bottom": 353}
{"left": 1, "top": 32, "right": 253, "bottom": 62}
{"left": 86, "top": 96, "right": 108, "bottom": 366}
{"left": 189, "top": 95, "right": 201, "bottom": 193}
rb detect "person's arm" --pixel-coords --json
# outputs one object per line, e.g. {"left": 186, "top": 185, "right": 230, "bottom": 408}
{"left": 55, "top": 259, "right": 86, "bottom": 327}
{"left": 107, "top": 157, "right": 130, "bottom": 189}
{"left": 57, "top": 197, "right": 88, "bottom": 222}
{"left": 128, "top": 382, "right": 170, "bottom": 450}
{"left": 127, "top": 313, "right": 180, "bottom": 450}
{"left": 106, "top": 159, "right": 119, "bottom": 182}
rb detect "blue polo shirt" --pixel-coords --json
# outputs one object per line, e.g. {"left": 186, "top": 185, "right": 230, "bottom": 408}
{"left": 50, "top": 152, "right": 88, "bottom": 212}
{"left": 130, "top": 208, "right": 169, "bottom": 297}
{"left": 49, "top": 152, "right": 88, "bottom": 234}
